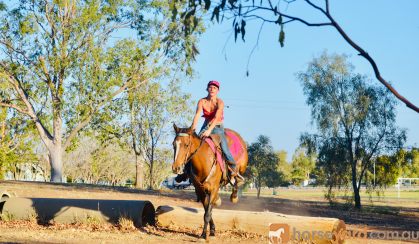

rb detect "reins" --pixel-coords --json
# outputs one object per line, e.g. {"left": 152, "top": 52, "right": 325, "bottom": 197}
{"left": 176, "top": 132, "right": 215, "bottom": 187}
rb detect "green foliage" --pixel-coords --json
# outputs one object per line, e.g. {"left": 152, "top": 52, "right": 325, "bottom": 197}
{"left": 401, "top": 148, "right": 419, "bottom": 178}
{"left": 276, "top": 150, "right": 291, "bottom": 185}
{"left": 0, "top": 107, "right": 38, "bottom": 179}
{"left": 298, "top": 52, "right": 406, "bottom": 208}
{"left": 248, "top": 135, "right": 284, "bottom": 197}
{"left": 290, "top": 147, "right": 315, "bottom": 186}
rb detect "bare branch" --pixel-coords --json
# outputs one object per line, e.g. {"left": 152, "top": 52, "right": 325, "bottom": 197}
{"left": 325, "top": 0, "right": 330, "bottom": 14}
{"left": 304, "top": 0, "right": 328, "bottom": 16}
{"left": 323, "top": 13, "right": 419, "bottom": 113}
{"left": 246, "top": 22, "right": 265, "bottom": 75}
{"left": 0, "top": 102, "right": 31, "bottom": 116}
{"left": 241, "top": 6, "right": 332, "bottom": 27}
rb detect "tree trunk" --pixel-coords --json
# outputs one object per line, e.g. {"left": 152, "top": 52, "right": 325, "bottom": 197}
{"left": 149, "top": 159, "right": 153, "bottom": 189}
{"left": 257, "top": 177, "right": 262, "bottom": 198}
{"left": 149, "top": 145, "right": 154, "bottom": 189}
{"left": 135, "top": 154, "right": 144, "bottom": 189}
{"left": 49, "top": 145, "right": 63, "bottom": 182}
{"left": 354, "top": 186, "right": 361, "bottom": 209}
{"left": 351, "top": 163, "right": 361, "bottom": 209}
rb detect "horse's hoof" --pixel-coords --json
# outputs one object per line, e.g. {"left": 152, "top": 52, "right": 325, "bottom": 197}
{"left": 214, "top": 196, "right": 222, "bottom": 206}
{"left": 197, "top": 238, "right": 206, "bottom": 242}
{"left": 230, "top": 195, "right": 239, "bottom": 203}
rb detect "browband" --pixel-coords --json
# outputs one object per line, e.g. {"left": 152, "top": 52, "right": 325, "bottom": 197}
{"left": 177, "top": 133, "right": 190, "bottom": 137}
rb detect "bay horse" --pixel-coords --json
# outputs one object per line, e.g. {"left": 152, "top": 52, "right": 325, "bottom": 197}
{"left": 171, "top": 124, "right": 248, "bottom": 240}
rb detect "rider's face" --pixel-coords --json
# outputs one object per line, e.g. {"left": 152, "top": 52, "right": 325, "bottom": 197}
{"left": 207, "top": 85, "right": 219, "bottom": 97}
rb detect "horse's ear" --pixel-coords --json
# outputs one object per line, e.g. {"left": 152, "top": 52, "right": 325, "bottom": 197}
{"left": 173, "top": 123, "right": 179, "bottom": 133}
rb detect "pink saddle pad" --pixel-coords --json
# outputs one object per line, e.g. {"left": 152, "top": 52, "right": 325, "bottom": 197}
{"left": 204, "top": 131, "right": 244, "bottom": 174}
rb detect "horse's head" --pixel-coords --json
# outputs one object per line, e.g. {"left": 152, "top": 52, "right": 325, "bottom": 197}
{"left": 172, "top": 123, "right": 195, "bottom": 174}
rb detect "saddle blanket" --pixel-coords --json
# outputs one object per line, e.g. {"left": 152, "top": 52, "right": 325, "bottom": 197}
{"left": 204, "top": 130, "right": 243, "bottom": 174}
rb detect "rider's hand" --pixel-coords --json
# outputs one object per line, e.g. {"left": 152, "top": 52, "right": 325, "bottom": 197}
{"left": 200, "top": 130, "right": 211, "bottom": 138}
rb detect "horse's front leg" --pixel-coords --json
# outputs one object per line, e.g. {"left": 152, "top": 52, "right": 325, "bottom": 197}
{"left": 209, "top": 217, "right": 215, "bottom": 237}
{"left": 200, "top": 193, "right": 212, "bottom": 240}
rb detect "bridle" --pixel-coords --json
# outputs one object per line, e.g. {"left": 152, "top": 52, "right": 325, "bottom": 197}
{"left": 176, "top": 132, "right": 203, "bottom": 167}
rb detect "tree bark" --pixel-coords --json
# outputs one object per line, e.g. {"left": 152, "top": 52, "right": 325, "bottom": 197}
{"left": 49, "top": 146, "right": 63, "bottom": 182}
{"left": 351, "top": 163, "right": 361, "bottom": 209}
{"left": 135, "top": 153, "right": 144, "bottom": 189}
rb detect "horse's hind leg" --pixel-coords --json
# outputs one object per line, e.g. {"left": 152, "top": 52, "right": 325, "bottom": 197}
{"left": 230, "top": 183, "right": 239, "bottom": 203}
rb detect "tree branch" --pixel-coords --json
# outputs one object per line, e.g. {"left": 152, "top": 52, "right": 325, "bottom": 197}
{"left": 304, "top": 0, "right": 328, "bottom": 16}
{"left": 322, "top": 12, "right": 419, "bottom": 113}
{"left": 0, "top": 62, "right": 53, "bottom": 143}
{"left": 63, "top": 78, "right": 148, "bottom": 150}
{"left": 241, "top": 6, "right": 332, "bottom": 27}
{"left": 0, "top": 102, "right": 31, "bottom": 116}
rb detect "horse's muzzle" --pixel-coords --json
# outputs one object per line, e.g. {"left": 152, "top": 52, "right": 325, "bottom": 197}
{"left": 172, "top": 165, "right": 183, "bottom": 174}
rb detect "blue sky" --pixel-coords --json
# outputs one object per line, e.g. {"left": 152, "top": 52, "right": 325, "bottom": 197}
{"left": 183, "top": 0, "right": 419, "bottom": 159}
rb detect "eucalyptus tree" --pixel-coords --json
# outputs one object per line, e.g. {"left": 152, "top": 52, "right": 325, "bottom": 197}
{"left": 0, "top": 0, "right": 198, "bottom": 182}
{"left": 127, "top": 81, "right": 193, "bottom": 189}
{"left": 299, "top": 53, "right": 406, "bottom": 209}
{"left": 248, "top": 135, "right": 283, "bottom": 198}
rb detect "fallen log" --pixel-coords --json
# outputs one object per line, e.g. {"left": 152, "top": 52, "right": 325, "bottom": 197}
{"left": 156, "top": 205, "right": 346, "bottom": 244}
{"left": 1, "top": 197, "right": 155, "bottom": 227}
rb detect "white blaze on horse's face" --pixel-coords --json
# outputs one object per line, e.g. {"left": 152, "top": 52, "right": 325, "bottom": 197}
{"left": 172, "top": 133, "right": 190, "bottom": 174}
{"left": 174, "top": 139, "right": 181, "bottom": 162}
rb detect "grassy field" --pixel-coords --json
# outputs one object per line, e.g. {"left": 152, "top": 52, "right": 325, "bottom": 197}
{"left": 229, "top": 187, "right": 419, "bottom": 208}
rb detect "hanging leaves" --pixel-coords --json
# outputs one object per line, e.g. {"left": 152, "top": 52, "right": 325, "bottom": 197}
{"left": 220, "top": 0, "right": 226, "bottom": 10}
{"left": 234, "top": 22, "right": 240, "bottom": 42}
{"left": 279, "top": 24, "right": 285, "bottom": 47}
{"left": 211, "top": 6, "right": 220, "bottom": 23}
{"left": 204, "top": 0, "right": 211, "bottom": 11}
{"left": 171, "top": 6, "right": 177, "bottom": 22}
{"left": 241, "top": 19, "right": 246, "bottom": 41}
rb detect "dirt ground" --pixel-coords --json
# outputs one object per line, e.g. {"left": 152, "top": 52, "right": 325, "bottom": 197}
{"left": 1, "top": 181, "right": 418, "bottom": 243}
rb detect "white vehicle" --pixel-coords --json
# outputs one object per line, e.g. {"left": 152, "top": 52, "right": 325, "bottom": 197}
{"left": 161, "top": 176, "right": 191, "bottom": 189}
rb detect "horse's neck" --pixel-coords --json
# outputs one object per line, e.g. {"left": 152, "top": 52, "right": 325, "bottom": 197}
{"left": 189, "top": 135, "right": 202, "bottom": 159}
{"left": 189, "top": 135, "right": 212, "bottom": 177}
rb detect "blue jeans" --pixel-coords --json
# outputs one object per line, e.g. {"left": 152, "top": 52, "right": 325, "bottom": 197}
{"left": 200, "top": 121, "right": 236, "bottom": 164}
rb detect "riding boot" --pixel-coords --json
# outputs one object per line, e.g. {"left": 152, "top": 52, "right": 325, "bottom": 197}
{"left": 228, "top": 161, "right": 245, "bottom": 186}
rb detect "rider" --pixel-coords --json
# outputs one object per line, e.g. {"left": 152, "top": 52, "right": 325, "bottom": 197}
{"left": 176, "top": 80, "right": 241, "bottom": 183}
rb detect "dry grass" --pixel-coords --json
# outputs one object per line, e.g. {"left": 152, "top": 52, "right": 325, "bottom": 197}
{"left": 117, "top": 216, "right": 136, "bottom": 232}
{"left": 0, "top": 211, "right": 15, "bottom": 222}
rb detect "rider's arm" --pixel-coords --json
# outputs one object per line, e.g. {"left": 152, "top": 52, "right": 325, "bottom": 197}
{"left": 206, "top": 99, "right": 224, "bottom": 133}
{"left": 190, "top": 99, "right": 203, "bottom": 131}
